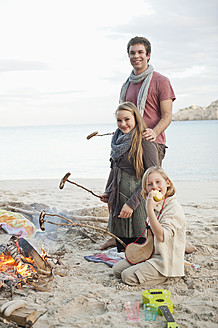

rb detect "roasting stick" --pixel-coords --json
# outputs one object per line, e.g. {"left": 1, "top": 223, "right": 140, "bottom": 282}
{"left": 86, "top": 131, "right": 114, "bottom": 140}
{"left": 59, "top": 172, "right": 101, "bottom": 198}
{"left": 39, "top": 211, "right": 126, "bottom": 248}
{"left": 1, "top": 204, "right": 107, "bottom": 223}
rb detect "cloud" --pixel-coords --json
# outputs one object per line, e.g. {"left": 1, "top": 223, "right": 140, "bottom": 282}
{"left": 105, "top": 0, "right": 218, "bottom": 111}
{"left": 170, "top": 66, "right": 206, "bottom": 79}
{"left": 106, "top": 0, "right": 218, "bottom": 65}
{"left": 0, "top": 0, "right": 217, "bottom": 125}
{"left": 0, "top": 60, "right": 48, "bottom": 72}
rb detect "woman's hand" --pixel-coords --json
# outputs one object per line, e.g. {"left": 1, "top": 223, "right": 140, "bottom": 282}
{"left": 118, "top": 204, "right": 133, "bottom": 219}
{"left": 100, "top": 193, "right": 109, "bottom": 203}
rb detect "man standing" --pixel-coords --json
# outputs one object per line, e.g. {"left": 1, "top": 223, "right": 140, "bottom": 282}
{"left": 120, "top": 36, "right": 176, "bottom": 165}
{"left": 99, "top": 36, "right": 176, "bottom": 251}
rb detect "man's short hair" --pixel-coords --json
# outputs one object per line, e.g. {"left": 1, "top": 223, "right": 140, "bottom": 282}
{"left": 127, "top": 36, "right": 151, "bottom": 56}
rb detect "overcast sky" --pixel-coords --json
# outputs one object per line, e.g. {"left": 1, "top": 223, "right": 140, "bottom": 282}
{"left": 0, "top": 0, "right": 217, "bottom": 127}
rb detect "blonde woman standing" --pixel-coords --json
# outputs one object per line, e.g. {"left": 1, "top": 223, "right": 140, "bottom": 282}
{"left": 100, "top": 102, "right": 158, "bottom": 252}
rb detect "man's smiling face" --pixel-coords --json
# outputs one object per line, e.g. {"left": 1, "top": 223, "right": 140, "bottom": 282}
{"left": 128, "top": 44, "right": 150, "bottom": 75}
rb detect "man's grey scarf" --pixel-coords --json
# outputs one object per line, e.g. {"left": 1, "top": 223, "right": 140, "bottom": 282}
{"left": 119, "top": 65, "right": 154, "bottom": 116}
{"left": 110, "top": 128, "right": 134, "bottom": 162}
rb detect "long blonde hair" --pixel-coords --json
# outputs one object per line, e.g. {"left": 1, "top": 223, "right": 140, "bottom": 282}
{"left": 115, "top": 102, "right": 146, "bottom": 179}
{"left": 141, "top": 166, "right": 176, "bottom": 199}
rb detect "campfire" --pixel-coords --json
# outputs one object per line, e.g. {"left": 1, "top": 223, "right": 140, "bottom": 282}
{"left": 0, "top": 236, "right": 51, "bottom": 291}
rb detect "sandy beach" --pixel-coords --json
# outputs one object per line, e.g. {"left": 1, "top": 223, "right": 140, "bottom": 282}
{"left": 0, "top": 178, "right": 217, "bottom": 327}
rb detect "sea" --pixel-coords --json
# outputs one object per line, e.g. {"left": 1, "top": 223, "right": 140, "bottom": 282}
{"left": 0, "top": 120, "right": 217, "bottom": 181}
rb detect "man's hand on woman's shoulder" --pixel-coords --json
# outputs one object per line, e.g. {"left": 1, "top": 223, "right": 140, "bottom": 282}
{"left": 142, "top": 128, "right": 157, "bottom": 142}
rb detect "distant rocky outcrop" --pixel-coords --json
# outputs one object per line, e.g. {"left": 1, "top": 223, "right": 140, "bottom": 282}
{"left": 172, "top": 100, "right": 218, "bottom": 121}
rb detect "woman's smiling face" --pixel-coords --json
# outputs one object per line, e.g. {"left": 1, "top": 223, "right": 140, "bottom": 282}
{"left": 116, "top": 110, "right": 136, "bottom": 134}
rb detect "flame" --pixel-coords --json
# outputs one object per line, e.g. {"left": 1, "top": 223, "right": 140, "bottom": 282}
{"left": 0, "top": 253, "right": 16, "bottom": 268}
{"left": 0, "top": 250, "right": 37, "bottom": 287}
{"left": 0, "top": 241, "right": 49, "bottom": 288}
{"left": 41, "top": 244, "right": 48, "bottom": 260}
{"left": 16, "top": 261, "right": 34, "bottom": 277}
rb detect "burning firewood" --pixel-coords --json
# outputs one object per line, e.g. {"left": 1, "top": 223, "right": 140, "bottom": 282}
{"left": 0, "top": 235, "right": 52, "bottom": 294}
{"left": 39, "top": 211, "right": 126, "bottom": 248}
{"left": 5, "top": 237, "right": 51, "bottom": 275}
{"left": 6, "top": 238, "right": 23, "bottom": 264}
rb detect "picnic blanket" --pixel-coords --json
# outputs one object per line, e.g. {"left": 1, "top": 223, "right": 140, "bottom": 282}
{"left": 0, "top": 209, "right": 36, "bottom": 238}
{"left": 84, "top": 247, "right": 200, "bottom": 269}
{"left": 84, "top": 247, "right": 125, "bottom": 267}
